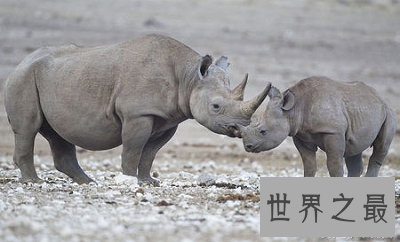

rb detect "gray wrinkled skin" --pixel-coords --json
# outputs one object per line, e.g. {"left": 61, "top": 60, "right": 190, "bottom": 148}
{"left": 4, "top": 34, "right": 271, "bottom": 185}
{"left": 240, "top": 76, "right": 397, "bottom": 177}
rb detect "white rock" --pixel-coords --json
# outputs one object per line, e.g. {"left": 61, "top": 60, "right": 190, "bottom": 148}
{"left": 178, "top": 200, "right": 189, "bottom": 209}
{"left": 144, "top": 193, "right": 153, "bottom": 201}
{"left": 178, "top": 171, "right": 194, "bottom": 180}
{"left": 114, "top": 174, "right": 138, "bottom": 187}
{"left": 59, "top": 225, "right": 74, "bottom": 237}
{"left": 21, "top": 205, "right": 37, "bottom": 214}
{"left": 178, "top": 194, "right": 193, "bottom": 199}
{"left": 41, "top": 182, "right": 48, "bottom": 189}
{"left": 197, "top": 173, "right": 216, "bottom": 186}
{"left": 251, "top": 162, "right": 263, "bottom": 172}
{"left": 207, "top": 193, "right": 216, "bottom": 198}
{"left": 0, "top": 200, "right": 6, "bottom": 212}
{"left": 15, "top": 187, "right": 23, "bottom": 193}
{"left": 226, "top": 200, "right": 238, "bottom": 208}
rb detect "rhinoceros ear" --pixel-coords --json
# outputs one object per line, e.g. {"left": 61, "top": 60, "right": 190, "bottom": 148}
{"left": 268, "top": 86, "right": 281, "bottom": 99}
{"left": 198, "top": 55, "right": 213, "bottom": 80}
{"left": 281, "top": 90, "right": 295, "bottom": 111}
{"left": 215, "top": 56, "right": 230, "bottom": 71}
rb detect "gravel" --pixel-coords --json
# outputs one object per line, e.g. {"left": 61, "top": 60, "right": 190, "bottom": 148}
{"left": 1, "top": 154, "right": 399, "bottom": 242}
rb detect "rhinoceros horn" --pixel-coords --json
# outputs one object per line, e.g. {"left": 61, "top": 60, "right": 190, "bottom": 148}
{"left": 240, "top": 82, "right": 272, "bottom": 117}
{"left": 230, "top": 73, "right": 248, "bottom": 101}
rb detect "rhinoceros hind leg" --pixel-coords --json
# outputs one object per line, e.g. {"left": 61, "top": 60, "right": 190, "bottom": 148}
{"left": 366, "top": 109, "right": 396, "bottom": 177}
{"left": 345, "top": 153, "right": 363, "bottom": 177}
{"left": 138, "top": 126, "right": 178, "bottom": 187}
{"left": 14, "top": 134, "right": 43, "bottom": 183}
{"left": 39, "top": 119, "right": 94, "bottom": 184}
{"left": 6, "top": 67, "right": 43, "bottom": 183}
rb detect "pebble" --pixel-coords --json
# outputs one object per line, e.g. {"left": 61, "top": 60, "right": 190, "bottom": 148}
{"left": 15, "top": 187, "right": 23, "bottom": 193}
{"left": 197, "top": 173, "right": 216, "bottom": 186}
{"left": 113, "top": 174, "right": 138, "bottom": 187}
{"left": 144, "top": 193, "right": 153, "bottom": 201}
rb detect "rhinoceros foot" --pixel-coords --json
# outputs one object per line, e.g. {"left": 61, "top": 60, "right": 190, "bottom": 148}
{"left": 138, "top": 177, "right": 160, "bottom": 187}
{"left": 21, "top": 177, "right": 44, "bottom": 184}
{"left": 73, "top": 175, "right": 96, "bottom": 185}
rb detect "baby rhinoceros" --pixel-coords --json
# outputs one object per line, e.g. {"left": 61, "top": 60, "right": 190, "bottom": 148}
{"left": 238, "top": 76, "right": 396, "bottom": 177}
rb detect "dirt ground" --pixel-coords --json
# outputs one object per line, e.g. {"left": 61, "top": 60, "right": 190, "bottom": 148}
{"left": 0, "top": 0, "right": 400, "bottom": 241}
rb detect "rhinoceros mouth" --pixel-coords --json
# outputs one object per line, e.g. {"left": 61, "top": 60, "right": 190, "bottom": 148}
{"left": 248, "top": 148, "right": 261, "bottom": 153}
{"left": 244, "top": 143, "right": 262, "bottom": 153}
{"left": 228, "top": 125, "right": 241, "bottom": 138}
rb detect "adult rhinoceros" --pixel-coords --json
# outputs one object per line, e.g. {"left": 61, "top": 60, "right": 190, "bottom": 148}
{"left": 4, "top": 34, "right": 271, "bottom": 185}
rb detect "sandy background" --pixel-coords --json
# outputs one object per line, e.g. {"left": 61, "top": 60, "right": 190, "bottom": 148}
{"left": 0, "top": 0, "right": 400, "bottom": 241}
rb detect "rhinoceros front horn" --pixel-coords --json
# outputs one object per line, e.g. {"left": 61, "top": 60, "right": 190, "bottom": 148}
{"left": 241, "top": 82, "right": 272, "bottom": 117}
{"left": 230, "top": 73, "right": 248, "bottom": 101}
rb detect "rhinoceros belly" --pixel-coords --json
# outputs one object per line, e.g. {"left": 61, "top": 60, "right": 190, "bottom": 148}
{"left": 41, "top": 104, "right": 123, "bottom": 151}
{"left": 37, "top": 80, "right": 122, "bottom": 150}
{"left": 36, "top": 53, "right": 124, "bottom": 150}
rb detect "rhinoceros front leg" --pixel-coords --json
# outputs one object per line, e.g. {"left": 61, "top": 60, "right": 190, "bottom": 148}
{"left": 138, "top": 126, "right": 178, "bottom": 186}
{"left": 293, "top": 137, "right": 317, "bottom": 177}
{"left": 121, "top": 116, "right": 153, "bottom": 178}
{"left": 323, "top": 134, "right": 345, "bottom": 177}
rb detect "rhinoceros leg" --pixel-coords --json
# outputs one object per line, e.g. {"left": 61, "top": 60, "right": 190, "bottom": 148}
{"left": 121, "top": 116, "right": 153, "bottom": 178}
{"left": 323, "top": 134, "right": 345, "bottom": 177}
{"left": 39, "top": 119, "right": 94, "bottom": 184}
{"left": 344, "top": 153, "right": 363, "bottom": 177}
{"left": 138, "top": 126, "right": 178, "bottom": 186}
{"left": 6, "top": 67, "right": 43, "bottom": 183}
{"left": 293, "top": 137, "right": 317, "bottom": 177}
{"left": 366, "top": 110, "right": 396, "bottom": 177}
{"left": 13, "top": 134, "right": 42, "bottom": 183}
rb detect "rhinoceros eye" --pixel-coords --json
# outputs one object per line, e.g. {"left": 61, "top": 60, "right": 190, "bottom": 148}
{"left": 260, "top": 129, "right": 268, "bottom": 135}
{"left": 210, "top": 99, "right": 223, "bottom": 113}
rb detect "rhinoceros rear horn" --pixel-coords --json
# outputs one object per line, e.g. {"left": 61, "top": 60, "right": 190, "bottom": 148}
{"left": 241, "top": 82, "right": 272, "bottom": 117}
{"left": 198, "top": 55, "right": 213, "bottom": 80}
{"left": 230, "top": 73, "right": 248, "bottom": 101}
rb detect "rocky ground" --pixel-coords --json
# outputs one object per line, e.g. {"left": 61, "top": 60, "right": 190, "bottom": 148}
{"left": 1, "top": 0, "right": 400, "bottom": 241}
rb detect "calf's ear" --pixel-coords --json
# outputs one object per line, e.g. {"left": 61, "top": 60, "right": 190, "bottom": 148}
{"left": 268, "top": 86, "right": 281, "bottom": 99}
{"left": 281, "top": 90, "right": 295, "bottom": 111}
{"left": 198, "top": 55, "right": 213, "bottom": 80}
